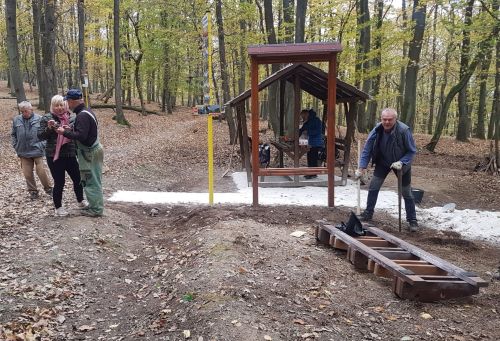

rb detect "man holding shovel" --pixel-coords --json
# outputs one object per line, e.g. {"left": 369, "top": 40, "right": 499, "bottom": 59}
{"left": 356, "top": 108, "right": 418, "bottom": 232}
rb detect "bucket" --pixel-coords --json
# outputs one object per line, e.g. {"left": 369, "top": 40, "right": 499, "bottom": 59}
{"left": 412, "top": 188, "right": 424, "bottom": 204}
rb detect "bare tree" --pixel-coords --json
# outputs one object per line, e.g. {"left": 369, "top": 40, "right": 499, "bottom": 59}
{"left": 456, "top": 0, "right": 474, "bottom": 141}
{"left": 5, "top": 0, "right": 26, "bottom": 102}
{"left": 401, "top": 0, "right": 427, "bottom": 129}
{"left": 127, "top": 12, "right": 145, "bottom": 115}
{"left": 113, "top": 0, "right": 127, "bottom": 125}
{"left": 215, "top": 0, "right": 237, "bottom": 143}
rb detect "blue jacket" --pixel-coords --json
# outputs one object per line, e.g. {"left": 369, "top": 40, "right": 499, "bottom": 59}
{"left": 359, "top": 121, "right": 416, "bottom": 169}
{"left": 11, "top": 113, "right": 46, "bottom": 158}
{"left": 299, "top": 111, "right": 324, "bottom": 148}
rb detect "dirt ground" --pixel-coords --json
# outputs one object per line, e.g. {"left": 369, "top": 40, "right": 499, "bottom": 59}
{"left": 1, "top": 84, "right": 499, "bottom": 340}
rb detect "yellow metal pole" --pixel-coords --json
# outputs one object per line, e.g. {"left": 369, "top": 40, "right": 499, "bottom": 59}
{"left": 208, "top": 114, "right": 214, "bottom": 204}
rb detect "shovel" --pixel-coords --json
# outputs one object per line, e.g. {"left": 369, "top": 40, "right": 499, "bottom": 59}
{"left": 397, "top": 168, "right": 402, "bottom": 232}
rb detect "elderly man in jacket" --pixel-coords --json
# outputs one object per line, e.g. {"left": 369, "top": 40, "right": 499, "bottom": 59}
{"left": 356, "top": 108, "right": 418, "bottom": 232}
{"left": 11, "top": 101, "right": 52, "bottom": 199}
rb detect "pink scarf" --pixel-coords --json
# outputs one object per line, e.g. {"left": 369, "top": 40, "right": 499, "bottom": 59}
{"left": 53, "top": 111, "right": 71, "bottom": 161}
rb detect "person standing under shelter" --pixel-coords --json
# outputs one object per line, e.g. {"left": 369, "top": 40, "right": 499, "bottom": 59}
{"left": 56, "top": 89, "right": 104, "bottom": 217}
{"left": 356, "top": 108, "right": 419, "bottom": 232}
{"left": 11, "top": 101, "right": 52, "bottom": 199}
{"left": 299, "top": 109, "right": 324, "bottom": 179}
{"left": 38, "top": 95, "right": 88, "bottom": 216}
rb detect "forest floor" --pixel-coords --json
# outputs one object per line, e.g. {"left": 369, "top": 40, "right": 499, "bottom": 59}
{"left": 1, "top": 85, "right": 499, "bottom": 340}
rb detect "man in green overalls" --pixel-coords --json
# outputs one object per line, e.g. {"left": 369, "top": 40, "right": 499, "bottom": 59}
{"left": 56, "top": 89, "right": 104, "bottom": 217}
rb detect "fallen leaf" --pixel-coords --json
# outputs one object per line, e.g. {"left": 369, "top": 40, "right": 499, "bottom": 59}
{"left": 264, "top": 336, "right": 272, "bottom": 341}
{"left": 420, "top": 312, "right": 433, "bottom": 320}
{"left": 183, "top": 329, "right": 191, "bottom": 338}
{"left": 293, "top": 319, "right": 305, "bottom": 325}
{"left": 77, "top": 325, "right": 95, "bottom": 332}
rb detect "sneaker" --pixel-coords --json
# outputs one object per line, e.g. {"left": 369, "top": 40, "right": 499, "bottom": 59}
{"left": 408, "top": 220, "right": 419, "bottom": 232}
{"left": 29, "top": 191, "right": 39, "bottom": 200}
{"left": 78, "top": 199, "right": 89, "bottom": 209}
{"left": 45, "top": 187, "right": 53, "bottom": 196}
{"left": 55, "top": 207, "right": 68, "bottom": 217}
{"left": 359, "top": 210, "right": 373, "bottom": 222}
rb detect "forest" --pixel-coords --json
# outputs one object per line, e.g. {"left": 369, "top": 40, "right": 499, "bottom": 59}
{"left": 2, "top": 0, "right": 499, "bottom": 155}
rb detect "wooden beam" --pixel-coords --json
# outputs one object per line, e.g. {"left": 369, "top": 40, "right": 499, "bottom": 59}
{"left": 259, "top": 167, "right": 328, "bottom": 176}
{"left": 327, "top": 54, "right": 337, "bottom": 207}
{"left": 251, "top": 57, "right": 259, "bottom": 206}
{"left": 364, "top": 225, "right": 489, "bottom": 287}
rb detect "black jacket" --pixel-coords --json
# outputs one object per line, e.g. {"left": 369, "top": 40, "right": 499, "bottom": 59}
{"left": 63, "top": 104, "right": 98, "bottom": 147}
{"left": 38, "top": 113, "right": 77, "bottom": 158}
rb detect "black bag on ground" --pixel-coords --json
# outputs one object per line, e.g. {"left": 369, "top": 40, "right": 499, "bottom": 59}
{"left": 335, "top": 211, "right": 365, "bottom": 237}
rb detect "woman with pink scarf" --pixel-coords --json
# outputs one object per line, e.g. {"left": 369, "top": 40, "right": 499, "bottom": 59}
{"left": 38, "top": 95, "right": 87, "bottom": 216}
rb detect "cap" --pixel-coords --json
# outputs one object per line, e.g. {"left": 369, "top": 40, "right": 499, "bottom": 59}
{"left": 64, "top": 89, "right": 83, "bottom": 100}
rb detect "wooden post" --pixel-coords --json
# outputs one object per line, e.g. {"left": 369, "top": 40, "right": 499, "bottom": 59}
{"left": 293, "top": 76, "right": 301, "bottom": 183}
{"left": 327, "top": 55, "right": 337, "bottom": 207}
{"left": 279, "top": 79, "right": 286, "bottom": 168}
{"left": 251, "top": 57, "right": 259, "bottom": 206}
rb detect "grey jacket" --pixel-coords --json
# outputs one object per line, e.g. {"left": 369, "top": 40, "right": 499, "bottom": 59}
{"left": 11, "top": 113, "right": 46, "bottom": 158}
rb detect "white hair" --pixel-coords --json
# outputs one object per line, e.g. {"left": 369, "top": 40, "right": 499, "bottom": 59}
{"left": 381, "top": 108, "right": 398, "bottom": 119}
{"left": 18, "top": 101, "right": 33, "bottom": 111}
{"left": 50, "top": 95, "right": 69, "bottom": 113}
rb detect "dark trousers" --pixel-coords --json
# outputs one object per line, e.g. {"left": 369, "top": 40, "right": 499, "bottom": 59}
{"left": 307, "top": 147, "right": 321, "bottom": 167}
{"left": 365, "top": 164, "right": 417, "bottom": 222}
{"left": 47, "top": 156, "right": 84, "bottom": 209}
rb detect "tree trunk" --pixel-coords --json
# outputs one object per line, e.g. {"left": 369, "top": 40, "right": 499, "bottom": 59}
{"left": 456, "top": 0, "right": 474, "bottom": 141}
{"left": 355, "top": 0, "right": 371, "bottom": 132}
{"left": 427, "top": 5, "right": 438, "bottom": 134}
{"left": 40, "top": 0, "right": 57, "bottom": 112}
{"left": 367, "top": 0, "right": 383, "bottom": 130}
{"left": 5, "top": 0, "right": 26, "bottom": 103}
{"left": 113, "top": 0, "right": 127, "bottom": 125}
{"left": 295, "top": 0, "right": 307, "bottom": 43}
{"left": 32, "top": 0, "right": 44, "bottom": 108}
{"left": 476, "top": 48, "right": 493, "bottom": 139}
{"left": 425, "top": 30, "right": 495, "bottom": 152}
{"left": 77, "top": 0, "right": 86, "bottom": 86}
{"left": 282, "top": 0, "right": 294, "bottom": 42}
{"left": 401, "top": 0, "right": 427, "bottom": 129}
{"left": 487, "top": 0, "right": 499, "bottom": 140}
{"left": 397, "top": 0, "right": 408, "bottom": 113}
{"left": 215, "top": 0, "right": 237, "bottom": 143}
{"left": 238, "top": 0, "right": 247, "bottom": 108}
{"left": 128, "top": 13, "right": 146, "bottom": 116}
{"left": 263, "top": 0, "right": 280, "bottom": 135}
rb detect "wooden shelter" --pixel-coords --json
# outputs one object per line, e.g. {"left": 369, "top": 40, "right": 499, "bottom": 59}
{"left": 228, "top": 43, "right": 368, "bottom": 207}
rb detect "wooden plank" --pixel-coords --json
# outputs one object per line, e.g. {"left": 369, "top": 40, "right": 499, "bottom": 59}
{"left": 333, "top": 238, "right": 348, "bottom": 250}
{"left": 373, "top": 263, "right": 392, "bottom": 278}
{"left": 400, "top": 264, "right": 448, "bottom": 276}
{"left": 364, "top": 225, "right": 488, "bottom": 287}
{"left": 367, "top": 259, "right": 375, "bottom": 272}
{"left": 357, "top": 239, "right": 392, "bottom": 247}
{"left": 259, "top": 167, "right": 328, "bottom": 176}
{"left": 320, "top": 223, "right": 421, "bottom": 284}
{"left": 393, "top": 260, "right": 428, "bottom": 265}
{"left": 378, "top": 250, "right": 419, "bottom": 260}
{"left": 394, "top": 277, "right": 479, "bottom": 302}
{"left": 349, "top": 248, "right": 369, "bottom": 270}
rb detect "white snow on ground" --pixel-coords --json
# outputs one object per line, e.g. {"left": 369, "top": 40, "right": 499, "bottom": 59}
{"left": 109, "top": 172, "right": 500, "bottom": 244}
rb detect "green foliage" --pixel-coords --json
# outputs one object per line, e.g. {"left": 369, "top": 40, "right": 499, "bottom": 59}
{"left": 0, "top": 0, "right": 497, "bottom": 139}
